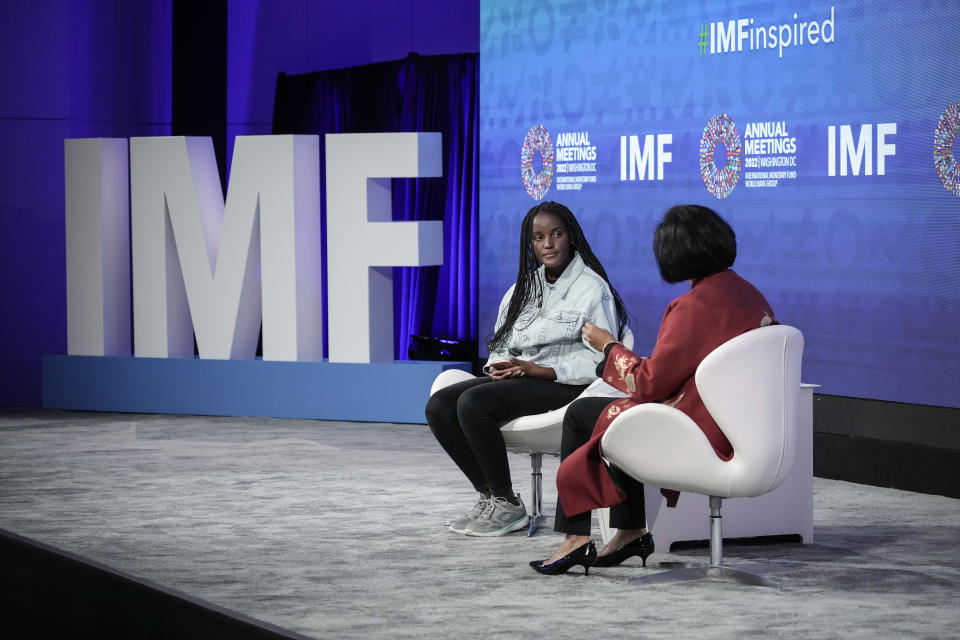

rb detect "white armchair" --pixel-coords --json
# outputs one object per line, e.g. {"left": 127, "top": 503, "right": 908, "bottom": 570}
{"left": 600, "top": 325, "right": 804, "bottom": 587}
{"left": 430, "top": 328, "right": 634, "bottom": 536}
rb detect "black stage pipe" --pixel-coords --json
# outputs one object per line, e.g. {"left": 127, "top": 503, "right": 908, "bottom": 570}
{"left": 172, "top": 0, "right": 227, "bottom": 192}
{"left": 0, "top": 529, "right": 310, "bottom": 640}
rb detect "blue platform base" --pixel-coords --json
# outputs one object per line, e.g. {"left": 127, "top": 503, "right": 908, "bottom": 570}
{"left": 42, "top": 355, "right": 471, "bottom": 424}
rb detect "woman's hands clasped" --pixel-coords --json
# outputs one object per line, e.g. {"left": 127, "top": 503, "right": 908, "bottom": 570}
{"left": 487, "top": 321, "right": 615, "bottom": 381}
{"left": 488, "top": 358, "right": 557, "bottom": 381}
{"left": 582, "top": 321, "right": 617, "bottom": 352}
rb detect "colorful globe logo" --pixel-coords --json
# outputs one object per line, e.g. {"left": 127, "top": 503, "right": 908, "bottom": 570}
{"left": 699, "top": 114, "right": 742, "bottom": 199}
{"left": 520, "top": 124, "right": 554, "bottom": 200}
{"left": 934, "top": 101, "right": 960, "bottom": 197}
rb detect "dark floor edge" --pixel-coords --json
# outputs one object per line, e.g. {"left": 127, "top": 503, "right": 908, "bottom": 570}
{"left": 0, "top": 528, "right": 315, "bottom": 640}
{"left": 814, "top": 432, "right": 960, "bottom": 499}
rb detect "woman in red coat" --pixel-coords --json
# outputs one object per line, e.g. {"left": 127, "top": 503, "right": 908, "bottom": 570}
{"left": 530, "top": 204, "right": 776, "bottom": 575}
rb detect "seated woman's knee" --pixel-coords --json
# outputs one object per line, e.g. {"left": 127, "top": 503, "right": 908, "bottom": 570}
{"left": 425, "top": 384, "right": 462, "bottom": 428}
{"left": 455, "top": 384, "right": 489, "bottom": 423}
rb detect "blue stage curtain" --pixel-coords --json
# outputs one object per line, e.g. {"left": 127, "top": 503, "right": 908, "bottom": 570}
{"left": 272, "top": 53, "right": 478, "bottom": 361}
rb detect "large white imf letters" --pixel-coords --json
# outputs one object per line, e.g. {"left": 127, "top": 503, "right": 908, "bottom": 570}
{"left": 65, "top": 139, "right": 131, "bottom": 356}
{"left": 325, "top": 133, "right": 443, "bottom": 362}
{"left": 64, "top": 133, "right": 442, "bottom": 363}
{"left": 129, "top": 135, "right": 322, "bottom": 360}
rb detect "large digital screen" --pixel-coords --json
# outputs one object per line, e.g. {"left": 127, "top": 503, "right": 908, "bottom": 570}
{"left": 479, "top": 0, "right": 959, "bottom": 408}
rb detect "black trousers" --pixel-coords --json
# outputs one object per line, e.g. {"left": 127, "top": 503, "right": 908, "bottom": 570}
{"left": 553, "top": 397, "right": 647, "bottom": 536}
{"left": 425, "top": 376, "right": 586, "bottom": 495}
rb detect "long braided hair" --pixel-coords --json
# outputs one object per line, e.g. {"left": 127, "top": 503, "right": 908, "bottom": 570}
{"left": 487, "top": 201, "right": 629, "bottom": 352}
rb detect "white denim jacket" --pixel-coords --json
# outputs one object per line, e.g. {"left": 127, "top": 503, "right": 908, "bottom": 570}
{"left": 483, "top": 252, "right": 619, "bottom": 385}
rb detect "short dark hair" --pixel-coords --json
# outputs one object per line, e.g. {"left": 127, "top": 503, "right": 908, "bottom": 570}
{"left": 653, "top": 205, "right": 736, "bottom": 283}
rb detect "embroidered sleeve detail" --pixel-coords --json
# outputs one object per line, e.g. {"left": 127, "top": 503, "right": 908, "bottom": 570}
{"left": 663, "top": 391, "right": 685, "bottom": 408}
{"left": 612, "top": 352, "right": 634, "bottom": 382}
{"left": 606, "top": 348, "right": 641, "bottom": 396}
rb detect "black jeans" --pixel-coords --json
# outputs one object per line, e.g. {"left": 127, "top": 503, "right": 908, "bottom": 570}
{"left": 553, "top": 397, "right": 647, "bottom": 535}
{"left": 425, "top": 376, "right": 586, "bottom": 495}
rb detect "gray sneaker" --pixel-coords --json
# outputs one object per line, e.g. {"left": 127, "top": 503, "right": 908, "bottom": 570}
{"left": 465, "top": 494, "right": 529, "bottom": 537}
{"left": 448, "top": 494, "right": 490, "bottom": 534}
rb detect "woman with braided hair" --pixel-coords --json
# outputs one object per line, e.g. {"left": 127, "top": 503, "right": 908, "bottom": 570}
{"left": 426, "top": 201, "right": 628, "bottom": 537}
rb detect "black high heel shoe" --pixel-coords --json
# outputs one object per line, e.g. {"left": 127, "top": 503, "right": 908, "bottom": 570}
{"left": 529, "top": 541, "right": 598, "bottom": 576}
{"left": 592, "top": 532, "right": 655, "bottom": 568}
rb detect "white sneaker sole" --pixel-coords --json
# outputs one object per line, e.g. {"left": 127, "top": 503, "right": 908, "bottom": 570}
{"left": 464, "top": 515, "right": 530, "bottom": 537}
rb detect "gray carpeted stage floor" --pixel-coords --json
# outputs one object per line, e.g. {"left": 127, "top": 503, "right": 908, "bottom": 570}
{"left": 1, "top": 409, "right": 958, "bottom": 639}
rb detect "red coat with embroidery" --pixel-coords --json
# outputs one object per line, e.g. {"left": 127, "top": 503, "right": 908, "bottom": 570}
{"left": 556, "top": 269, "right": 776, "bottom": 516}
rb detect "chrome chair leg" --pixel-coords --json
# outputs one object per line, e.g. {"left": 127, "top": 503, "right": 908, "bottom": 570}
{"left": 527, "top": 453, "right": 545, "bottom": 536}
{"left": 710, "top": 495, "right": 723, "bottom": 567}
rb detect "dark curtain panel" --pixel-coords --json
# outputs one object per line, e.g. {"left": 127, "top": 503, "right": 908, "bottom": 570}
{"left": 272, "top": 52, "right": 478, "bottom": 361}
{"left": 173, "top": 0, "right": 227, "bottom": 191}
